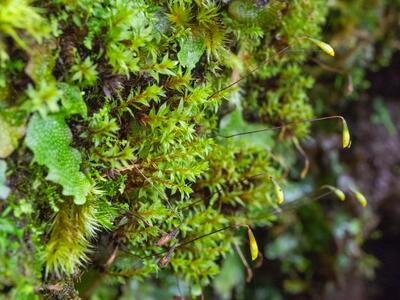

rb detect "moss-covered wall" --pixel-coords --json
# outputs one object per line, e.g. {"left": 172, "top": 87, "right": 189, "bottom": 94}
{"left": 0, "top": 0, "right": 398, "bottom": 299}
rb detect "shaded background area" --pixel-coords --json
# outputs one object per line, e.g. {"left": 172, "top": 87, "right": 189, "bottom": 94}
{"left": 362, "top": 52, "right": 400, "bottom": 300}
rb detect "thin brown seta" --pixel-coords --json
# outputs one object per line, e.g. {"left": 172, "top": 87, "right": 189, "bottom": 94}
{"left": 293, "top": 138, "right": 310, "bottom": 179}
{"left": 218, "top": 115, "right": 351, "bottom": 149}
{"left": 207, "top": 46, "right": 290, "bottom": 100}
{"left": 173, "top": 190, "right": 336, "bottom": 256}
{"left": 132, "top": 164, "right": 173, "bottom": 209}
{"left": 104, "top": 245, "right": 119, "bottom": 268}
{"left": 233, "top": 241, "right": 253, "bottom": 282}
{"left": 106, "top": 189, "right": 336, "bottom": 276}
{"left": 207, "top": 38, "right": 335, "bottom": 102}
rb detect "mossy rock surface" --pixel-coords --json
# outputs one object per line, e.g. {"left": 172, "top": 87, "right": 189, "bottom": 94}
{"left": 0, "top": 0, "right": 398, "bottom": 298}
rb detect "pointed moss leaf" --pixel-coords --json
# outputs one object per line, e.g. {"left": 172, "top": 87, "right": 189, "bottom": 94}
{"left": 0, "top": 114, "right": 26, "bottom": 158}
{"left": 26, "top": 114, "right": 91, "bottom": 204}
{"left": 58, "top": 83, "right": 87, "bottom": 118}
{"left": 247, "top": 227, "right": 259, "bottom": 261}
{"left": 272, "top": 178, "right": 284, "bottom": 204}
{"left": 177, "top": 35, "right": 205, "bottom": 70}
{"left": 321, "top": 185, "right": 345, "bottom": 201}
{"left": 0, "top": 160, "right": 10, "bottom": 200}
{"left": 341, "top": 118, "right": 351, "bottom": 148}
{"left": 351, "top": 189, "right": 367, "bottom": 207}
{"left": 308, "top": 37, "right": 335, "bottom": 57}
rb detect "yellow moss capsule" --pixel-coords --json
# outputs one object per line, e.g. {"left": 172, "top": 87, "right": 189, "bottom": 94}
{"left": 308, "top": 37, "right": 335, "bottom": 57}
{"left": 321, "top": 185, "right": 346, "bottom": 201}
{"left": 272, "top": 178, "right": 284, "bottom": 204}
{"left": 351, "top": 189, "right": 367, "bottom": 207}
{"left": 341, "top": 118, "right": 351, "bottom": 148}
{"left": 247, "top": 227, "right": 259, "bottom": 261}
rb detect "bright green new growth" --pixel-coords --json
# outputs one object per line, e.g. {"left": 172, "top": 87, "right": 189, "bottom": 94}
{"left": 26, "top": 114, "right": 91, "bottom": 205}
{"left": 0, "top": 0, "right": 49, "bottom": 54}
{"left": 44, "top": 199, "right": 100, "bottom": 276}
{"left": 58, "top": 83, "right": 88, "bottom": 118}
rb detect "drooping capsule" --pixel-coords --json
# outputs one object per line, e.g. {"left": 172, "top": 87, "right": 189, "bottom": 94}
{"left": 307, "top": 37, "right": 335, "bottom": 57}
{"left": 341, "top": 118, "right": 351, "bottom": 148}
{"left": 321, "top": 185, "right": 346, "bottom": 201}
{"left": 247, "top": 227, "right": 259, "bottom": 261}
{"left": 351, "top": 189, "right": 367, "bottom": 207}
{"left": 271, "top": 178, "right": 284, "bottom": 204}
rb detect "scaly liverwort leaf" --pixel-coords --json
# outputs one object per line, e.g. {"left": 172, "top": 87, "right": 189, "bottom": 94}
{"left": 58, "top": 82, "right": 87, "bottom": 118}
{"left": 0, "top": 114, "right": 25, "bottom": 158}
{"left": 177, "top": 34, "right": 205, "bottom": 70}
{"left": 26, "top": 114, "right": 91, "bottom": 204}
{"left": 0, "top": 160, "right": 10, "bottom": 200}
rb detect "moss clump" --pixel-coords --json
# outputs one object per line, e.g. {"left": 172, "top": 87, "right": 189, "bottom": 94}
{"left": 0, "top": 0, "right": 347, "bottom": 298}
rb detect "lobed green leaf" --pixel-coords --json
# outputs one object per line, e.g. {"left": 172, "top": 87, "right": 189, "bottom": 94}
{"left": 26, "top": 114, "right": 91, "bottom": 204}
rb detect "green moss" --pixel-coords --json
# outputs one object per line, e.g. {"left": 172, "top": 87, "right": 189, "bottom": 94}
{"left": 0, "top": 0, "right": 391, "bottom": 298}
